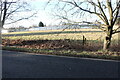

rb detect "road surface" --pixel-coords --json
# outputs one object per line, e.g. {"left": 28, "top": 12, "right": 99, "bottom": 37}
{"left": 2, "top": 50, "right": 120, "bottom": 78}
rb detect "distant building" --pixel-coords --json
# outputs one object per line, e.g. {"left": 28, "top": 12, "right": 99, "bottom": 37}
{"left": 29, "top": 24, "right": 95, "bottom": 31}
{"left": 1, "top": 29, "right": 9, "bottom": 33}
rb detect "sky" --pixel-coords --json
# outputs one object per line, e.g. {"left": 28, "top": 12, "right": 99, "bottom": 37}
{"left": 4, "top": 0, "right": 58, "bottom": 28}
{"left": 3, "top": 0, "right": 120, "bottom": 28}
{"left": 4, "top": 0, "right": 94, "bottom": 28}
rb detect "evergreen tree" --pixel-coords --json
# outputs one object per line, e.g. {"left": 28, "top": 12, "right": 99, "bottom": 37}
{"left": 39, "top": 21, "right": 44, "bottom": 27}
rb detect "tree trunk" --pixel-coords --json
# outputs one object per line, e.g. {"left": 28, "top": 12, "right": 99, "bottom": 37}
{"left": 103, "top": 26, "right": 113, "bottom": 51}
{"left": 103, "top": 35, "right": 111, "bottom": 51}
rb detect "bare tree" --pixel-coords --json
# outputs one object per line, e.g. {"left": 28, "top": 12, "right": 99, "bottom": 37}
{"left": 0, "top": 0, "right": 37, "bottom": 28}
{"left": 48, "top": 0, "right": 120, "bottom": 51}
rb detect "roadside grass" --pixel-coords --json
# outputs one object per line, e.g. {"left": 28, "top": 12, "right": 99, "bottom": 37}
{"left": 2, "top": 46, "right": 120, "bottom": 60}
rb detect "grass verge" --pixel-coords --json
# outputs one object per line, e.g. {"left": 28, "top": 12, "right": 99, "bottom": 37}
{"left": 2, "top": 46, "right": 120, "bottom": 61}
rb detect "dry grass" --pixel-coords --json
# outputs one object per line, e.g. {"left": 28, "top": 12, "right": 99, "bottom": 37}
{"left": 2, "top": 29, "right": 119, "bottom": 52}
{"left": 2, "top": 29, "right": 119, "bottom": 41}
{"left": 3, "top": 29, "right": 102, "bottom": 34}
{"left": 2, "top": 28, "right": 120, "bottom": 60}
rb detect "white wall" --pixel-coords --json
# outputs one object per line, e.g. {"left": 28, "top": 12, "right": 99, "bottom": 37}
{"left": 29, "top": 25, "right": 93, "bottom": 31}
{"left": 1, "top": 29, "right": 9, "bottom": 33}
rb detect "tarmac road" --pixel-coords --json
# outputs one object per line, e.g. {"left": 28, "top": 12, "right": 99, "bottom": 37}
{"left": 2, "top": 50, "right": 120, "bottom": 78}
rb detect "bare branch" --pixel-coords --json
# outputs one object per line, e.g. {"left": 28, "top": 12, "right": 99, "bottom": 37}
{"left": 87, "top": 0, "right": 99, "bottom": 8}
{"left": 1, "top": 0, "right": 37, "bottom": 28}
{"left": 113, "top": 0, "right": 120, "bottom": 13}
{"left": 112, "top": 31, "right": 120, "bottom": 34}
{"left": 107, "top": 0, "right": 113, "bottom": 26}
{"left": 112, "top": 1, "right": 120, "bottom": 26}
{"left": 62, "top": 1, "right": 99, "bottom": 15}
{"left": 2, "top": 1, "right": 8, "bottom": 26}
{"left": 112, "top": 26, "right": 120, "bottom": 34}
{"left": 6, "top": 12, "right": 37, "bottom": 24}
{"left": 97, "top": 0, "right": 109, "bottom": 25}
{"left": 6, "top": 5, "right": 23, "bottom": 19}
{"left": 61, "top": 0, "right": 110, "bottom": 26}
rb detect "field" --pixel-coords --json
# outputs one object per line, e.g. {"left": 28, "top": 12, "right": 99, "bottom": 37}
{"left": 2, "top": 29, "right": 120, "bottom": 60}
{"left": 2, "top": 29, "right": 119, "bottom": 40}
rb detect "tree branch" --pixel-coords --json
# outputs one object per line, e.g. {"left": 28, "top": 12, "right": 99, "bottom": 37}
{"left": 97, "top": 0, "right": 109, "bottom": 25}
{"left": 87, "top": 0, "right": 99, "bottom": 8}
{"left": 62, "top": 0, "right": 110, "bottom": 26}
{"left": 62, "top": 1, "right": 100, "bottom": 15}
{"left": 82, "top": 20, "right": 107, "bottom": 32}
{"left": 2, "top": 1, "right": 8, "bottom": 26}
{"left": 6, "top": 12, "right": 37, "bottom": 24}
{"left": 113, "top": 0, "right": 120, "bottom": 13}
{"left": 112, "top": 26, "right": 120, "bottom": 34}
{"left": 107, "top": 0, "right": 113, "bottom": 26}
{"left": 112, "top": 1, "right": 120, "bottom": 26}
{"left": 112, "top": 31, "right": 120, "bottom": 34}
{"left": 6, "top": 5, "right": 23, "bottom": 19}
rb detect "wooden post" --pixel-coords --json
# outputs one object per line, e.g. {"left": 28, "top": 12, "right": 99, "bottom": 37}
{"left": 83, "top": 35, "right": 86, "bottom": 46}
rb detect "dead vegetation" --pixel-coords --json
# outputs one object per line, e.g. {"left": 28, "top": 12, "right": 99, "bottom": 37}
{"left": 2, "top": 39, "right": 120, "bottom": 52}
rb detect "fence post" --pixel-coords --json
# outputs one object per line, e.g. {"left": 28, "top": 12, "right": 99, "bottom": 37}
{"left": 83, "top": 35, "right": 86, "bottom": 46}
